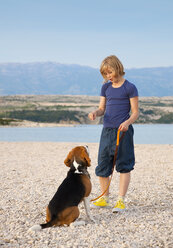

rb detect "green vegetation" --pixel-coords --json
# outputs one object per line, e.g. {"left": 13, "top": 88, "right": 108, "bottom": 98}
{"left": 0, "top": 118, "right": 20, "bottom": 125}
{"left": 140, "top": 108, "right": 155, "bottom": 115}
{"left": 155, "top": 113, "right": 173, "bottom": 124}
{"left": 0, "top": 110, "right": 85, "bottom": 123}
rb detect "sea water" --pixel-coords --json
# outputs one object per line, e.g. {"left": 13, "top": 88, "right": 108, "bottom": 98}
{"left": 0, "top": 124, "right": 173, "bottom": 144}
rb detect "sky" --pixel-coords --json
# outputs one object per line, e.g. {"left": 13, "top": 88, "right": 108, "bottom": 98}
{"left": 0, "top": 0, "right": 173, "bottom": 69}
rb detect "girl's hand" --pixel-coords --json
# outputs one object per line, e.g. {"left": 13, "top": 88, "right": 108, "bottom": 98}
{"left": 88, "top": 112, "right": 97, "bottom": 121}
{"left": 119, "top": 121, "right": 129, "bottom": 132}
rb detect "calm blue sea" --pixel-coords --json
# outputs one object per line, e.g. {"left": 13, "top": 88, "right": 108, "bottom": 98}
{"left": 0, "top": 124, "right": 173, "bottom": 144}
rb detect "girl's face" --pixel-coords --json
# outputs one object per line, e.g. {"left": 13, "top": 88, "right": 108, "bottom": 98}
{"left": 103, "top": 67, "right": 117, "bottom": 82}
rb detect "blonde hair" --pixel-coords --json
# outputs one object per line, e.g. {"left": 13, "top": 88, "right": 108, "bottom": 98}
{"left": 100, "top": 55, "right": 125, "bottom": 82}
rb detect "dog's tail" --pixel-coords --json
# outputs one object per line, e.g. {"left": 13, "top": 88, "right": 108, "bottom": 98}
{"left": 29, "top": 216, "right": 57, "bottom": 231}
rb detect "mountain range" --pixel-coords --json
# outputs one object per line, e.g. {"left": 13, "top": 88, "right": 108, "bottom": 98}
{"left": 0, "top": 62, "right": 173, "bottom": 96}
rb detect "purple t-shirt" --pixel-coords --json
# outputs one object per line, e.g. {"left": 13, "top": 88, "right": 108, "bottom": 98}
{"left": 100, "top": 80, "right": 138, "bottom": 128}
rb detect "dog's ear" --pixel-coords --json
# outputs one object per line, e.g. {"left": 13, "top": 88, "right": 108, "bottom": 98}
{"left": 64, "top": 150, "right": 74, "bottom": 167}
{"left": 82, "top": 148, "right": 91, "bottom": 167}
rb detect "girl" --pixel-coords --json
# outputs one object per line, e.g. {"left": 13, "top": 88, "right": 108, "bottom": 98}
{"left": 88, "top": 55, "right": 139, "bottom": 212}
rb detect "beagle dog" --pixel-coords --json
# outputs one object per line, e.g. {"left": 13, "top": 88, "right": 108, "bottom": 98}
{"left": 30, "top": 145, "right": 94, "bottom": 231}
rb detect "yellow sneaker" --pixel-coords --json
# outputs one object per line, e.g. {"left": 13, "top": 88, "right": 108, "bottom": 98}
{"left": 112, "top": 199, "right": 125, "bottom": 212}
{"left": 92, "top": 196, "right": 109, "bottom": 208}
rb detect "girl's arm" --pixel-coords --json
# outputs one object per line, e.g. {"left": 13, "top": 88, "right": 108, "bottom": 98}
{"left": 119, "top": 96, "right": 139, "bottom": 131}
{"left": 88, "top": 96, "right": 106, "bottom": 120}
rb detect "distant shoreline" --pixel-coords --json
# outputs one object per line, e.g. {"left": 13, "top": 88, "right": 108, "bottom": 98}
{"left": 1, "top": 121, "right": 173, "bottom": 128}
{"left": 0, "top": 119, "right": 77, "bottom": 128}
{"left": 1, "top": 95, "right": 173, "bottom": 126}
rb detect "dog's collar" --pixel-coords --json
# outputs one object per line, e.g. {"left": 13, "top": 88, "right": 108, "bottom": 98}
{"left": 73, "top": 160, "right": 90, "bottom": 178}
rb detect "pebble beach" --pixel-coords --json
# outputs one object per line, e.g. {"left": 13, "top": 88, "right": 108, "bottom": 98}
{"left": 0, "top": 142, "right": 173, "bottom": 248}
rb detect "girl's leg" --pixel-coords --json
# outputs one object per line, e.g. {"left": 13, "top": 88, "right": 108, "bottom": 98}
{"left": 119, "top": 172, "right": 130, "bottom": 197}
{"left": 99, "top": 176, "right": 110, "bottom": 196}
{"left": 112, "top": 172, "right": 130, "bottom": 212}
{"left": 93, "top": 176, "right": 110, "bottom": 207}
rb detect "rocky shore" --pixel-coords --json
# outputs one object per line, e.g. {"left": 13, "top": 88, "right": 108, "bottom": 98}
{"left": 0, "top": 142, "right": 173, "bottom": 247}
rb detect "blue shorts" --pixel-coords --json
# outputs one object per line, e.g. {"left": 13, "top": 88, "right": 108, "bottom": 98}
{"left": 96, "top": 125, "right": 135, "bottom": 177}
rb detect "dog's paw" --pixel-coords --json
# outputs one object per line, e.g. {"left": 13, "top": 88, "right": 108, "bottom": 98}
{"left": 28, "top": 224, "right": 42, "bottom": 232}
{"left": 70, "top": 220, "right": 86, "bottom": 227}
{"left": 89, "top": 216, "right": 97, "bottom": 223}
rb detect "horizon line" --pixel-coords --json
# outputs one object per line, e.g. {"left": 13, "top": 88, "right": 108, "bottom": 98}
{"left": 0, "top": 61, "right": 173, "bottom": 70}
